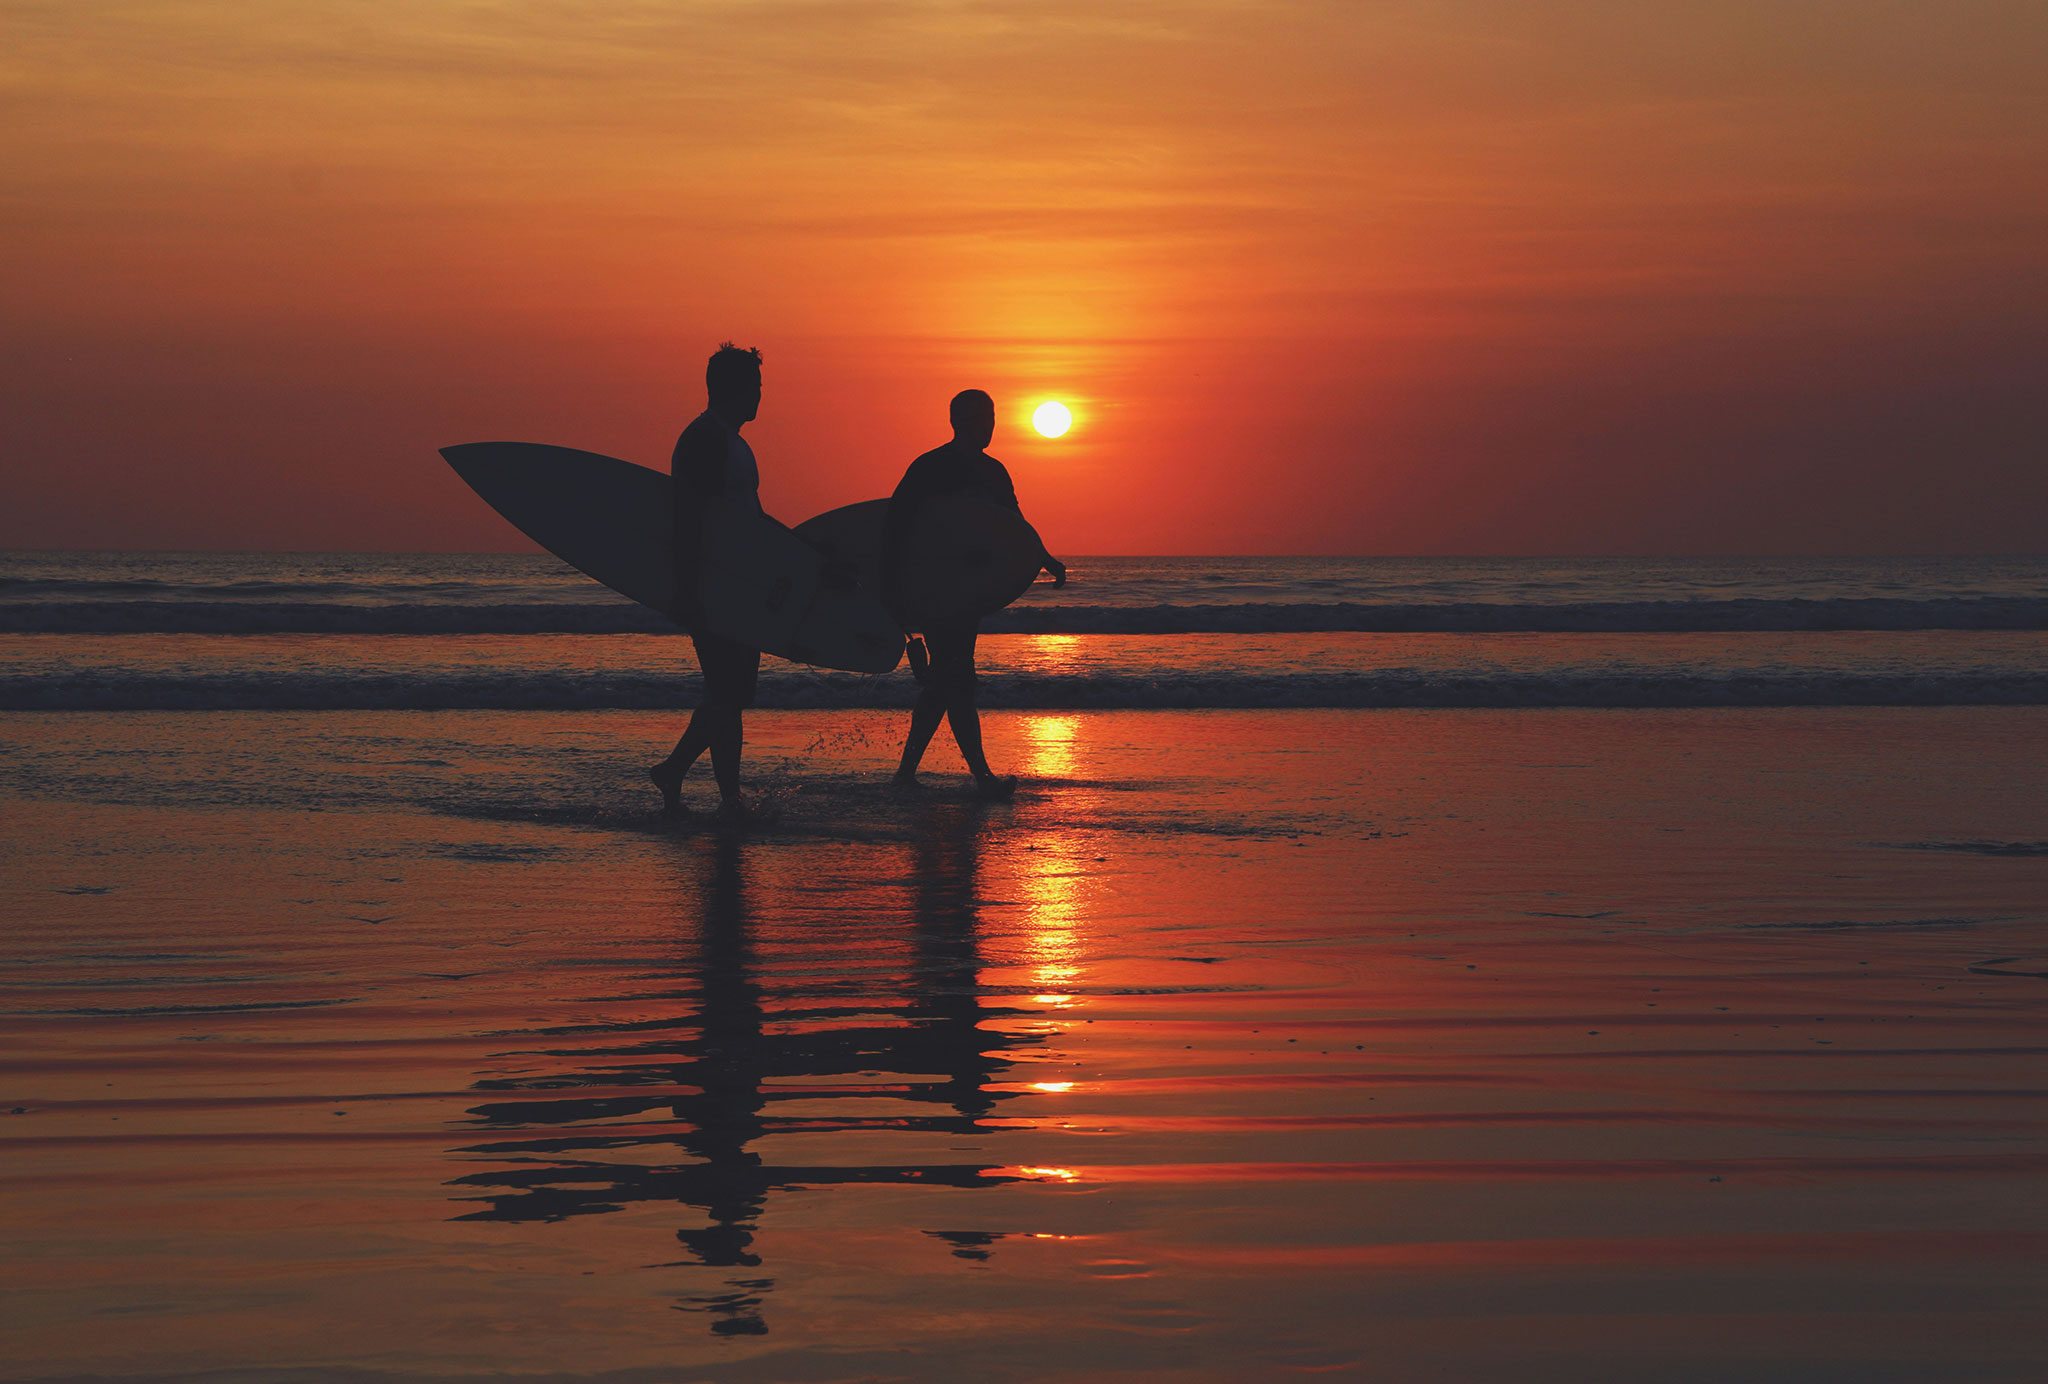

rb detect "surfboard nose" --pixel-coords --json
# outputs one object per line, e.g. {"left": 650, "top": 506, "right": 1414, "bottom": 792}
{"left": 440, "top": 442, "right": 503, "bottom": 484}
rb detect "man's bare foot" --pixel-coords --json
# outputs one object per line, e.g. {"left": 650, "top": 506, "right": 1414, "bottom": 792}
{"left": 713, "top": 795, "right": 751, "bottom": 823}
{"left": 974, "top": 774, "right": 1017, "bottom": 801}
{"left": 649, "top": 761, "right": 686, "bottom": 815}
{"left": 890, "top": 772, "right": 926, "bottom": 794}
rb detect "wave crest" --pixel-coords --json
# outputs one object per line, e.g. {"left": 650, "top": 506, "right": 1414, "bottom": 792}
{"left": 6, "top": 669, "right": 2041, "bottom": 711}
{"left": 4, "top": 596, "right": 2043, "bottom": 636}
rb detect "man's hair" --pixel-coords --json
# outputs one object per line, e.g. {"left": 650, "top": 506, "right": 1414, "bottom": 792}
{"left": 950, "top": 389, "right": 993, "bottom": 428}
{"left": 706, "top": 342, "right": 762, "bottom": 394}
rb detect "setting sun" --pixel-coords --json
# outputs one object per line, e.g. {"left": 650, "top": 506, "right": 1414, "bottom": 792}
{"left": 1031, "top": 401, "right": 1072, "bottom": 438}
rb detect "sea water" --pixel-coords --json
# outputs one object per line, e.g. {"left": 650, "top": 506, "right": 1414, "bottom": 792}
{"left": 6, "top": 552, "right": 2048, "bottom": 1380}
{"left": 4, "top": 705, "right": 2047, "bottom": 1380}
{"left": 3, "top": 552, "right": 2044, "bottom": 709}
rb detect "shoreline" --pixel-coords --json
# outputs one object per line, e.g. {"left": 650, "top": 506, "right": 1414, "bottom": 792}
{"left": 5, "top": 706, "right": 2045, "bottom": 1380}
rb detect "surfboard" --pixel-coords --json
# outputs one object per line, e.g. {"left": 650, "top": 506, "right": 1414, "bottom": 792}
{"left": 442, "top": 442, "right": 904, "bottom": 675}
{"left": 793, "top": 494, "right": 1047, "bottom": 632}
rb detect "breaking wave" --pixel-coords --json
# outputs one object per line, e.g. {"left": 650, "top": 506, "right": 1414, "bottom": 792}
{"left": 7, "top": 668, "right": 2042, "bottom": 711}
{"left": 5, "top": 596, "right": 2044, "bottom": 636}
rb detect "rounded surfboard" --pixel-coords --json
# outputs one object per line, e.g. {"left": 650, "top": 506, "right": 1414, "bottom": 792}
{"left": 442, "top": 442, "right": 904, "bottom": 675}
{"left": 794, "top": 494, "right": 1046, "bottom": 632}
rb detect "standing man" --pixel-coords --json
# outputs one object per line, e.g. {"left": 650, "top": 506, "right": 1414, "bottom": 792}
{"left": 883, "top": 389, "right": 1065, "bottom": 798}
{"left": 651, "top": 343, "right": 765, "bottom": 818}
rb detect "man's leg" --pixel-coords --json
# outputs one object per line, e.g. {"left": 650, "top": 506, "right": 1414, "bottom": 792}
{"left": 702, "top": 636, "right": 759, "bottom": 808}
{"left": 894, "top": 687, "right": 947, "bottom": 786}
{"left": 653, "top": 634, "right": 757, "bottom": 812}
{"left": 944, "top": 692, "right": 1011, "bottom": 797}
{"left": 897, "top": 623, "right": 973, "bottom": 785}
{"left": 945, "top": 698, "right": 995, "bottom": 775}
{"left": 652, "top": 708, "right": 713, "bottom": 813}
{"left": 924, "top": 623, "right": 1012, "bottom": 797}
{"left": 706, "top": 704, "right": 744, "bottom": 802}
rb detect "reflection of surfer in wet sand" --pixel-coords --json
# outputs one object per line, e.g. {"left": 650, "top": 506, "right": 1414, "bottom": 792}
{"left": 446, "top": 821, "right": 1039, "bottom": 1336}
{"left": 883, "top": 390, "right": 1065, "bottom": 798}
{"left": 651, "top": 344, "right": 765, "bottom": 819}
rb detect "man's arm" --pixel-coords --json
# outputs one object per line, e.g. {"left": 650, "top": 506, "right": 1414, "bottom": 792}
{"left": 880, "top": 453, "right": 938, "bottom": 616}
{"left": 987, "top": 457, "right": 1063, "bottom": 584}
{"left": 671, "top": 419, "right": 726, "bottom": 627}
{"left": 983, "top": 456, "right": 1021, "bottom": 512}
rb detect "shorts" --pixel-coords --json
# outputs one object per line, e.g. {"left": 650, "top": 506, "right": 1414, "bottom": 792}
{"left": 692, "top": 631, "right": 760, "bottom": 710}
{"left": 920, "top": 620, "right": 979, "bottom": 700}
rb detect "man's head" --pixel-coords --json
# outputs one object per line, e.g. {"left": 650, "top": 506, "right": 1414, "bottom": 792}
{"left": 949, "top": 389, "right": 995, "bottom": 450}
{"left": 706, "top": 343, "right": 762, "bottom": 424}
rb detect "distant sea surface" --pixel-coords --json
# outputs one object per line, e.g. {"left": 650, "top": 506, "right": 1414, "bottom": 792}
{"left": 3, "top": 552, "right": 2044, "bottom": 709}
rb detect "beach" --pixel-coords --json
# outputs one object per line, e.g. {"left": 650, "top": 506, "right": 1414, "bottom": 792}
{"left": 11, "top": 0, "right": 2048, "bottom": 1374}
{"left": 6, "top": 696, "right": 2046, "bottom": 1381}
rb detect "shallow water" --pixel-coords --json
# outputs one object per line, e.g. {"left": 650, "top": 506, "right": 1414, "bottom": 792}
{"left": 5, "top": 630, "right": 2045, "bottom": 709}
{"left": 6, "top": 552, "right": 2045, "bottom": 637}
{"left": 4, "top": 707, "right": 2046, "bottom": 1381}
{"left": 9, "top": 550, "right": 2044, "bottom": 608}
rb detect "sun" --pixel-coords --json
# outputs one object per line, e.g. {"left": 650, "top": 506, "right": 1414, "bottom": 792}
{"left": 1031, "top": 401, "right": 1072, "bottom": 438}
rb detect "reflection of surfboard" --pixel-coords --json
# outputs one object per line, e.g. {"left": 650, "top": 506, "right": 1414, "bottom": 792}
{"left": 442, "top": 442, "right": 904, "bottom": 674}
{"left": 794, "top": 494, "right": 1045, "bottom": 631}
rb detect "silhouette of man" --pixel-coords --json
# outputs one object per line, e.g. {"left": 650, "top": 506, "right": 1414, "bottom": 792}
{"left": 651, "top": 343, "right": 765, "bottom": 817}
{"left": 882, "top": 389, "right": 1065, "bottom": 797}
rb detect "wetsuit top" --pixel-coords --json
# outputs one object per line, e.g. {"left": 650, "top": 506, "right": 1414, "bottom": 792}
{"left": 880, "top": 439, "right": 1019, "bottom": 616}
{"left": 670, "top": 411, "right": 761, "bottom": 627}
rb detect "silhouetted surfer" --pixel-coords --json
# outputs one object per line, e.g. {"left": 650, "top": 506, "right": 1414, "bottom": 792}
{"left": 883, "top": 389, "right": 1065, "bottom": 797}
{"left": 651, "top": 344, "right": 765, "bottom": 817}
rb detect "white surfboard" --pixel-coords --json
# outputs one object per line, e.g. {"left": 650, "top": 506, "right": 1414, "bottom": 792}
{"left": 442, "top": 442, "right": 904, "bottom": 674}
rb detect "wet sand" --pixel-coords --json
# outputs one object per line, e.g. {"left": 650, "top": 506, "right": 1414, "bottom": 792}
{"left": 4, "top": 708, "right": 2046, "bottom": 1381}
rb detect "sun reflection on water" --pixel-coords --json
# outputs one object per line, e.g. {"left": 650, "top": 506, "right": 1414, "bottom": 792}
{"left": 1016, "top": 711, "right": 1081, "bottom": 778}
{"left": 1012, "top": 1166, "right": 1080, "bottom": 1183}
{"left": 1017, "top": 857, "right": 1084, "bottom": 1004}
{"left": 996, "top": 721, "right": 1098, "bottom": 1016}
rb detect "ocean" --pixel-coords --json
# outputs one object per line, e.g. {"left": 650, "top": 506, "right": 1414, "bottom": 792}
{"left": 7, "top": 551, "right": 2048, "bottom": 1381}
{"left": 4, "top": 551, "right": 2044, "bottom": 710}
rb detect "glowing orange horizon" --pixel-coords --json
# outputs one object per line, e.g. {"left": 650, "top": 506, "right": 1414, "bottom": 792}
{"left": 3, "top": 3, "right": 2045, "bottom": 553}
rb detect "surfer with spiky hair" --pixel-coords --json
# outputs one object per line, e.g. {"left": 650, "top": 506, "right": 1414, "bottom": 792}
{"left": 651, "top": 343, "right": 765, "bottom": 818}
{"left": 883, "top": 388, "right": 1066, "bottom": 798}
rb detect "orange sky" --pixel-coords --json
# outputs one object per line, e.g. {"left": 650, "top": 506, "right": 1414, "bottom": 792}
{"left": 4, "top": 1, "right": 2045, "bottom": 554}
